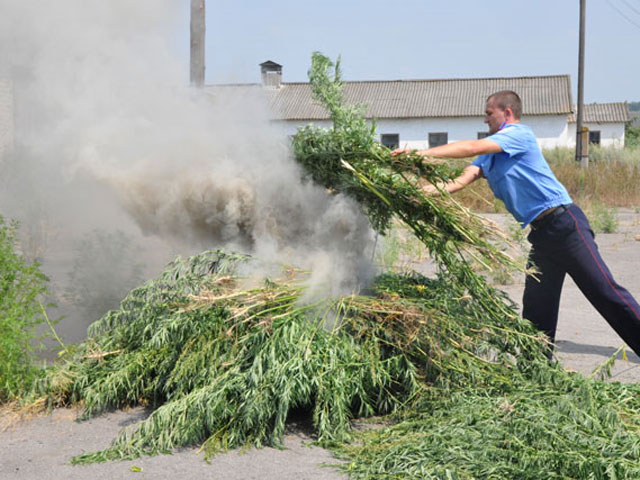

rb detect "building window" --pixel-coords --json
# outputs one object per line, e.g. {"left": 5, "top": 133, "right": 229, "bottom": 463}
{"left": 589, "top": 130, "right": 601, "bottom": 145}
{"left": 428, "top": 132, "right": 448, "bottom": 147}
{"left": 477, "top": 132, "right": 490, "bottom": 139}
{"left": 380, "top": 134, "right": 399, "bottom": 149}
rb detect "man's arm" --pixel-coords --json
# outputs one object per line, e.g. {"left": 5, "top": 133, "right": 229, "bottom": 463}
{"left": 393, "top": 138, "right": 503, "bottom": 159}
{"left": 391, "top": 138, "right": 498, "bottom": 197}
{"left": 420, "top": 165, "right": 482, "bottom": 196}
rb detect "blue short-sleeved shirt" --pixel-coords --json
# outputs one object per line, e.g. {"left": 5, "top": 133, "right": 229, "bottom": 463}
{"left": 471, "top": 123, "right": 572, "bottom": 227}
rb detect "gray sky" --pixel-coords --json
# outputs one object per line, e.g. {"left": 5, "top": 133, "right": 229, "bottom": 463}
{"left": 174, "top": 0, "right": 640, "bottom": 103}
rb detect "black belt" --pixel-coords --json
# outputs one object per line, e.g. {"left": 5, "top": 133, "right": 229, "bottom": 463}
{"left": 530, "top": 204, "right": 571, "bottom": 230}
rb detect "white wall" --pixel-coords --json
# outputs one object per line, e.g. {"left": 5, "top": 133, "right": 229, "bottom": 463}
{"left": 279, "top": 117, "right": 493, "bottom": 149}
{"left": 375, "top": 117, "right": 484, "bottom": 150}
{"left": 375, "top": 115, "right": 572, "bottom": 150}
{"left": 277, "top": 115, "right": 621, "bottom": 150}
{"left": 566, "top": 122, "right": 626, "bottom": 148}
{"left": 523, "top": 115, "right": 572, "bottom": 149}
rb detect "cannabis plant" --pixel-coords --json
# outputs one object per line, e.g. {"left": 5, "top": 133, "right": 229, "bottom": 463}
{"left": 0, "top": 216, "right": 51, "bottom": 401}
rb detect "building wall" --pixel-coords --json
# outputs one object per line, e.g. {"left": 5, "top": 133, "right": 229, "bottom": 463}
{"left": 374, "top": 115, "right": 572, "bottom": 150}
{"left": 0, "top": 76, "right": 14, "bottom": 158}
{"left": 566, "top": 122, "right": 625, "bottom": 148}
{"left": 279, "top": 114, "right": 573, "bottom": 150}
{"left": 524, "top": 115, "right": 572, "bottom": 149}
{"left": 375, "top": 117, "right": 485, "bottom": 150}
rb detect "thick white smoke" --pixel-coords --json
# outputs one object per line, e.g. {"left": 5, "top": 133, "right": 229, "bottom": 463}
{"left": 0, "top": 1, "right": 375, "bottom": 341}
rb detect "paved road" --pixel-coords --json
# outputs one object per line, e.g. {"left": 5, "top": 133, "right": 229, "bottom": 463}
{"left": 495, "top": 210, "right": 640, "bottom": 382}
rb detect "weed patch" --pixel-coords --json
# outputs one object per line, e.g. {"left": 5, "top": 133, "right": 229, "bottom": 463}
{"left": 0, "top": 216, "right": 52, "bottom": 401}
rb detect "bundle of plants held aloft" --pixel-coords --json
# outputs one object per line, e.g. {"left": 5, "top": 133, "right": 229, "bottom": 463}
{"left": 292, "top": 53, "right": 522, "bottom": 322}
{"left": 14, "top": 53, "right": 640, "bottom": 478}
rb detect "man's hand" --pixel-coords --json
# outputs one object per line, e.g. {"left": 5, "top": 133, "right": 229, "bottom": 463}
{"left": 420, "top": 183, "right": 441, "bottom": 197}
{"left": 391, "top": 148, "right": 442, "bottom": 166}
{"left": 416, "top": 178, "right": 442, "bottom": 197}
{"left": 415, "top": 165, "right": 482, "bottom": 198}
{"left": 391, "top": 147, "right": 413, "bottom": 157}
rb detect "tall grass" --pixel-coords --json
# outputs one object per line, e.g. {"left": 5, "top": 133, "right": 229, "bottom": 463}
{"left": 456, "top": 146, "right": 640, "bottom": 212}
{"left": 548, "top": 145, "right": 640, "bottom": 208}
{"left": 0, "top": 216, "right": 52, "bottom": 401}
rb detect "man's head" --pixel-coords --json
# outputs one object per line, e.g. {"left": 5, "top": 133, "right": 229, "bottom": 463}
{"left": 484, "top": 90, "right": 522, "bottom": 134}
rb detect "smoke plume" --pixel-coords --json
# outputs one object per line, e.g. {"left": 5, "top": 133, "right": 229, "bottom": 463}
{"left": 0, "top": 1, "right": 375, "bottom": 341}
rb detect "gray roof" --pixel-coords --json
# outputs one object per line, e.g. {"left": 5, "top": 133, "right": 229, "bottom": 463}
{"left": 207, "top": 75, "right": 574, "bottom": 120}
{"left": 568, "top": 102, "right": 629, "bottom": 123}
{"left": 205, "top": 76, "right": 632, "bottom": 124}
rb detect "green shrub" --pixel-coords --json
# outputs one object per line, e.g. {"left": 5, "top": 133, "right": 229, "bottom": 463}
{"left": 0, "top": 216, "right": 51, "bottom": 401}
{"left": 625, "top": 122, "right": 640, "bottom": 148}
{"left": 588, "top": 200, "right": 619, "bottom": 234}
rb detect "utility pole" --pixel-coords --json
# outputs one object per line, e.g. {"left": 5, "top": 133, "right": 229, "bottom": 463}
{"left": 576, "top": 0, "right": 588, "bottom": 167}
{"left": 190, "top": 0, "right": 205, "bottom": 88}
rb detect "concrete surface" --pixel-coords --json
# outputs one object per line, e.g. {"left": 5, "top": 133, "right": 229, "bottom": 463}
{"left": 493, "top": 209, "right": 640, "bottom": 382}
{"left": 0, "top": 407, "right": 345, "bottom": 480}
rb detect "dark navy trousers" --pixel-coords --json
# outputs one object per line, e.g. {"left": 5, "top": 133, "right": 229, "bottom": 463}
{"left": 523, "top": 203, "right": 640, "bottom": 357}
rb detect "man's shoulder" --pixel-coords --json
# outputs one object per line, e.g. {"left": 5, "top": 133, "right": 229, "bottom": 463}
{"left": 487, "top": 122, "right": 539, "bottom": 157}
{"left": 490, "top": 122, "right": 534, "bottom": 142}
{"left": 499, "top": 122, "right": 530, "bottom": 133}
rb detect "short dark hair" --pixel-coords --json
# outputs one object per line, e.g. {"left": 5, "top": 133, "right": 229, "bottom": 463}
{"left": 487, "top": 90, "right": 522, "bottom": 119}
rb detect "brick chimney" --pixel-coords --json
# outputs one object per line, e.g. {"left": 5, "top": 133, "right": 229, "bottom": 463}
{"left": 260, "top": 60, "right": 282, "bottom": 88}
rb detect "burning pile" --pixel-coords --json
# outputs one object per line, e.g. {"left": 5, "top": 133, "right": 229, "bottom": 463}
{"left": 34, "top": 249, "right": 542, "bottom": 464}
{"left": 18, "top": 54, "right": 640, "bottom": 478}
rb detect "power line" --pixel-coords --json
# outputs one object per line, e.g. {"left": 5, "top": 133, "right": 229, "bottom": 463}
{"left": 606, "top": 0, "right": 640, "bottom": 31}
{"left": 620, "top": 0, "right": 640, "bottom": 16}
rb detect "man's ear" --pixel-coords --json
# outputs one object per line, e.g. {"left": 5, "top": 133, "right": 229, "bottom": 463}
{"left": 504, "top": 107, "right": 515, "bottom": 121}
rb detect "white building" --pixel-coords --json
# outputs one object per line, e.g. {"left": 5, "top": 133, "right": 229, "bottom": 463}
{"left": 0, "top": 61, "right": 628, "bottom": 154}
{"left": 209, "top": 61, "right": 629, "bottom": 150}
{"left": 568, "top": 103, "right": 628, "bottom": 148}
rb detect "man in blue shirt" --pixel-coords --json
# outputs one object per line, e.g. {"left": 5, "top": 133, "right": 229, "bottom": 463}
{"left": 393, "top": 90, "right": 640, "bottom": 359}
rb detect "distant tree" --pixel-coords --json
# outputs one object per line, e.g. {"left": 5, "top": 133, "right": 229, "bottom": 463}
{"left": 626, "top": 121, "right": 640, "bottom": 147}
{"left": 629, "top": 101, "right": 640, "bottom": 112}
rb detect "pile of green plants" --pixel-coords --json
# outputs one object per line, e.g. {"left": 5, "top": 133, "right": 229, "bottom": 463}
{"left": 336, "top": 374, "right": 640, "bottom": 479}
{"left": 29, "top": 249, "right": 544, "bottom": 465}
{"left": 24, "top": 249, "right": 640, "bottom": 477}
{"left": 10, "top": 53, "right": 640, "bottom": 478}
